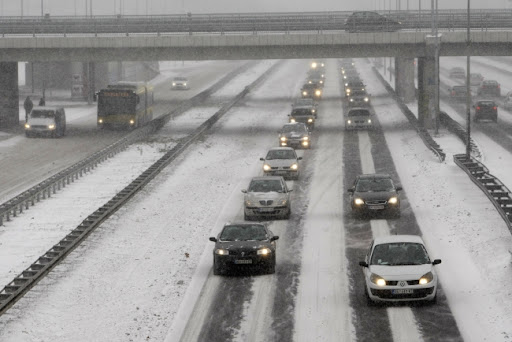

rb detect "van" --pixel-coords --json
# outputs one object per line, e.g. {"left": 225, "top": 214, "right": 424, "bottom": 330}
{"left": 25, "top": 107, "right": 66, "bottom": 138}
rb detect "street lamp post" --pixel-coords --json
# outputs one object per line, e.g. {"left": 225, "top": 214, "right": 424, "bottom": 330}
{"left": 466, "top": 0, "right": 472, "bottom": 158}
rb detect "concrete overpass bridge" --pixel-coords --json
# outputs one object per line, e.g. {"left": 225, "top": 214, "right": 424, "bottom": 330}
{"left": 1, "top": 9, "right": 511, "bottom": 127}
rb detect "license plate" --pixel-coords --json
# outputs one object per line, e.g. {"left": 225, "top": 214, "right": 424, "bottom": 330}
{"left": 235, "top": 259, "right": 252, "bottom": 264}
{"left": 369, "top": 205, "right": 385, "bottom": 210}
{"left": 259, "top": 208, "right": 274, "bottom": 212}
{"left": 392, "top": 289, "right": 414, "bottom": 294}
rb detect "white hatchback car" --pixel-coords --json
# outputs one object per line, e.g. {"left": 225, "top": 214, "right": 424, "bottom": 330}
{"left": 359, "top": 235, "right": 441, "bottom": 304}
{"left": 260, "top": 147, "right": 302, "bottom": 180}
{"left": 242, "top": 176, "right": 292, "bottom": 221}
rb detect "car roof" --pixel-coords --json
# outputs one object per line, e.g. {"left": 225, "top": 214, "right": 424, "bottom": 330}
{"left": 373, "top": 235, "right": 426, "bottom": 245}
{"left": 477, "top": 100, "right": 495, "bottom": 104}
{"left": 267, "top": 147, "right": 295, "bottom": 152}
{"left": 348, "top": 107, "right": 371, "bottom": 113}
{"left": 357, "top": 173, "right": 392, "bottom": 179}
{"left": 250, "top": 176, "right": 284, "bottom": 181}
{"left": 224, "top": 222, "right": 265, "bottom": 227}
{"left": 282, "top": 122, "right": 307, "bottom": 128}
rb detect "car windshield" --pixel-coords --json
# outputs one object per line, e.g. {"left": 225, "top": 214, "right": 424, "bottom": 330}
{"left": 30, "top": 110, "right": 56, "bottom": 118}
{"left": 266, "top": 149, "right": 296, "bottom": 160}
{"left": 248, "top": 179, "right": 283, "bottom": 192}
{"left": 294, "top": 99, "right": 313, "bottom": 106}
{"left": 292, "top": 109, "right": 313, "bottom": 116}
{"left": 370, "top": 242, "right": 431, "bottom": 266}
{"left": 351, "top": 91, "right": 367, "bottom": 97}
{"left": 281, "top": 125, "right": 306, "bottom": 134}
{"left": 174, "top": 77, "right": 187, "bottom": 81}
{"left": 355, "top": 178, "right": 394, "bottom": 192}
{"left": 348, "top": 110, "right": 370, "bottom": 117}
{"left": 219, "top": 225, "right": 268, "bottom": 241}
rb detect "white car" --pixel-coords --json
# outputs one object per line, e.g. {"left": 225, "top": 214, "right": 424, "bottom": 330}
{"left": 345, "top": 108, "right": 373, "bottom": 130}
{"left": 359, "top": 235, "right": 441, "bottom": 304}
{"left": 260, "top": 147, "right": 302, "bottom": 180}
{"left": 171, "top": 76, "right": 189, "bottom": 90}
{"left": 242, "top": 176, "right": 292, "bottom": 221}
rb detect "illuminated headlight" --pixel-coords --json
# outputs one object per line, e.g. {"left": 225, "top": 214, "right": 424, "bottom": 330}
{"left": 129, "top": 119, "right": 135, "bottom": 125}
{"left": 24, "top": 123, "right": 30, "bottom": 129}
{"left": 245, "top": 200, "right": 253, "bottom": 206}
{"left": 344, "top": 75, "right": 347, "bottom": 79}
{"left": 315, "top": 90, "right": 322, "bottom": 96}
{"left": 48, "top": 124, "right": 55, "bottom": 130}
{"left": 350, "top": 98, "right": 354, "bottom": 102}
{"left": 342, "top": 70, "right": 346, "bottom": 74}
{"left": 290, "top": 118, "right": 296, "bottom": 123}
{"left": 362, "top": 88, "right": 365, "bottom": 91}
{"left": 302, "top": 136, "right": 309, "bottom": 141}
{"left": 370, "top": 273, "right": 386, "bottom": 286}
{"left": 388, "top": 196, "right": 398, "bottom": 204}
{"left": 172, "top": 82, "right": 176, "bottom": 86}
{"left": 278, "top": 199, "right": 288, "bottom": 206}
{"left": 302, "top": 91, "right": 308, "bottom": 96}
{"left": 257, "top": 247, "right": 272, "bottom": 255}
{"left": 354, "top": 198, "right": 364, "bottom": 205}
{"left": 215, "top": 249, "right": 229, "bottom": 255}
{"left": 280, "top": 136, "right": 287, "bottom": 142}
{"left": 367, "top": 119, "right": 372, "bottom": 124}
{"left": 345, "top": 83, "right": 349, "bottom": 87}
{"left": 311, "top": 62, "right": 317, "bottom": 68}
{"left": 320, "top": 80, "right": 323, "bottom": 84}
{"left": 346, "top": 88, "right": 351, "bottom": 93}
{"left": 347, "top": 120, "right": 352, "bottom": 124}
{"left": 311, "top": 109, "right": 316, "bottom": 113}
{"left": 263, "top": 164, "right": 271, "bottom": 171}
{"left": 290, "top": 163, "right": 298, "bottom": 170}
{"left": 364, "top": 97, "right": 369, "bottom": 102}
{"left": 98, "top": 118, "right": 103, "bottom": 124}
{"left": 321, "top": 74, "right": 324, "bottom": 78}
{"left": 321, "top": 63, "right": 325, "bottom": 67}
{"left": 307, "top": 118, "right": 313, "bottom": 123}
{"left": 183, "top": 83, "right": 187, "bottom": 86}
{"left": 308, "top": 80, "right": 312, "bottom": 84}
{"left": 419, "top": 272, "right": 434, "bottom": 285}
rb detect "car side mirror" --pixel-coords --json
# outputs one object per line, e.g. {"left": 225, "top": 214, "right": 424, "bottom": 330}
{"left": 432, "top": 259, "right": 442, "bottom": 265}
{"left": 396, "top": 186, "right": 403, "bottom": 191}
{"left": 348, "top": 188, "right": 354, "bottom": 193}
{"left": 297, "top": 157, "right": 303, "bottom": 160}
{"left": 209, "top": 237, "right": 217, "bottom": 242}
{"left": 260, "top": 158, "right": 265, "bottom": 161}
{"left": 270, "top": 236, "right": 279, "bottom": 241}
{"left": 359, "top": 261, "right": 368, "bottom": 267}
{"left": 241, "top": 189, "right": 247, "bottom": 193}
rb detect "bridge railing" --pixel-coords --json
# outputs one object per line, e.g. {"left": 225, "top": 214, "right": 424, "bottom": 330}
{"left": 1, "top": 10, "right": 512, "bottom": 36}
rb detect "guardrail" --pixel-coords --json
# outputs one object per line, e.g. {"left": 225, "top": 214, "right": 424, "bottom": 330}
{"left": 0, "top": 60, "right": 283, "bottom": 316}
{"left": 0, "top": 61, "right": 258, "bottom": 227}
{"left": 1, "top": 9, "right": 512, "bottom": 36}
{"left": 439, "top": 111, "right": 481, "bottom": 159}
{"left": 453, "top": 154, "right": 512, "bottom": 234}
{"left": 372, "top": 66, "right": 446, "bottom": 162}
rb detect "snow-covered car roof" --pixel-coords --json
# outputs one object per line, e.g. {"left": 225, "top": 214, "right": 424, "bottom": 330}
{"left": 373, "top": 235, "right": 425, "bottom": 245}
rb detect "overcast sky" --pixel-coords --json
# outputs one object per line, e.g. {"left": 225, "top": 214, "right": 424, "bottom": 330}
{"left": 0, "top": 0, "right": 509, "bottom": 16}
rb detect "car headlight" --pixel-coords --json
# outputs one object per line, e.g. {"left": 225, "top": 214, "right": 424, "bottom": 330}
{"left": 302, "top": 136, "right": 309, "bottom": 141}
{"left": 342, "top": 70, "right": 346, "bottom": 74}
{"left": 321, "top": 74, "right": 324, "bottom": 78}
{"left": 308, "top": 81, "right": 312, "bottom": 84}
{"left": 183, "top": 83, "right": 187, "bottom": 86}
{"left": 98, "top": 118, "right": 103, "bottom": 124}
{"left": 364, "top": 97, "right": 369, "bottom": 102}
{"left": 347, "top": 120, "right": 352, "bottom": 124}
{"left": 290, "top": 118, "right": 296, "bottom": 123}
{"left": 290, "top": 163, "right": 298, "bottom": 170}
{"left": 280, "top": 136, "right": 287, "bottom": 142}
{"left": 315, "top": 90, "right": 322, "bottom": 96}
{"left": 419, "top": 272, "right": 434, "bottom": 285}
{"left": 346, "top": 88, "right": 351, "bottom": 93}
{"left": 388, "top": 196, "right": 398, "bottom": 204}
{"left": 350, "top": 98, "right": 354, "bottom": 102}
{"left": 245, "top": 200, "right": 253, "bottom": 206}
{"left": 370, "top": 273, "right": 386, "bottom": 286}
{"left": 257, "top": 247, "right": 272, "bottom": 256}
{"left": 278, "top": 199, "right": 288, "bottom": 206}
{"left": 344, "top": 75, "right": 347, "bottom": 79}
{"left": 345, "top": 83, "right": 349, "bottom": 87}
{"left": 367, "top": 119, "right": 372, "bottom": 124}
{"left": 172, "top": 82, "right": 176, "bottom": 86}
{"left": 263, "top": 164, "right": 271, "bottom": 171}
{"left": 24, "top": 123, "right": 30, "bottom": 129}
{"left": 129, "top": 119, "right": 135, "bottom": 125}
{"left": 302, "top": 91, "right": 308, "bottom": 96}
{"left": 311, "top": 62, "right": 317, "bottom": 68}
{"left": 354, "top": 198, "right": 364, "bottom": 205}
{"left": 362, "top": 88, "right": 365, "bottom": 91}
{"left": 311, "top": 109, "right": 316, "bottom": 113}
{"left": 48, "top": 124, "right": 55, "bottom": 130}
{"left": 308, "top": 118, "right": 313, "bottom": 123}
{"left": 320, "top": 80, "right": 323, "bottom": 84}
{"left": 215, "top": 248, "right": 229, "bottom": 255}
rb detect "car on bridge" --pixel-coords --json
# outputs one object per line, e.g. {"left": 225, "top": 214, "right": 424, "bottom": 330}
{"left": 260, "top": 147, "right": 302, "bottom": 180}
{"left": 278, "top": 122, "right": 311, "bottom": 149}
{"left": 209, "top": 222, "right": 279, "bottom": 275}
{"left": 477, "top": 80, "right": 500, "bottom": 97}
{"left": 289, "top": 107, "right": 316, "bottom": 130}
{"left": 171, "top": 76, "right": 190, "bottom": 90}
{"left": 242, "top": 176, "right": 292, "bottom": 220}
{"left": 473, "top": 100, "right": 498, "bottom": 122}
{"left": 25, "top": 107, "right": 66, "bottom": 138}
{"left": 345, "top": 108, "right": 373, "bottom": 130}
{"left": 301, "top": 83, "right": 322, "bottom": 100}
{"left": 359, "top": 235, "right": 441, "bottom": 304}
{"left": 448, "top": 67, "right": 465, "bottom": 79}
{"left": 347, "top": 90, "right": 371, "bottom": 108}
{"left": 347, "top": 173, "right": 402, "bottom": 218}
{"left": 344, "top": 11, "right": 401, "bottom": 33}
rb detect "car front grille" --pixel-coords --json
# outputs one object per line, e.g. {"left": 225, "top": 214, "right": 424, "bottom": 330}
{"left": 228, "top": 249, "right": 257, "bottom": 256}
{"left": 366, "top": 200, "right": 387, "bottom": 205}
{"left": 259, "top": 200, "right": 274, "bottom": 206}
{"left": 384, "top": 280, "right": 421, "bottom": 286}
{"left": 270, "top": 166, "right": 291, "bottom": 170}
{"left": 371, "top": 287, "right": 435, "bottom": 299}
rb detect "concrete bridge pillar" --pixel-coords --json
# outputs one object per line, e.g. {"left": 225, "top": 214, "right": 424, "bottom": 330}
{"left": 417, "top": 57, "right": 436, "bottom": 128}
{"left": 395, "top": 58, "right": 415, "bottom": 103}
{"left": 0, "top": 62, "right": 19, "bottom": 128}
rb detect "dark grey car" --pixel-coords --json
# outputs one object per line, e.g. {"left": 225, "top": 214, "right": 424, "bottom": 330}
{"left": 209, "top": 223, "right": 279, "bottom": 275}
{"left": 348, "top": 174, "right": 402, "bottom": 218}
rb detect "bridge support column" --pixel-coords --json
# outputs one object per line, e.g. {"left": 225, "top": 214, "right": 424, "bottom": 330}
{"left": 395, "top": 58, "right": 415, "bottom": 103}
{"left": 417, "top": 57, "right": 436, "bottom": 128}
{"left": 0, "top": 62, "right": 19, "bottom": 128}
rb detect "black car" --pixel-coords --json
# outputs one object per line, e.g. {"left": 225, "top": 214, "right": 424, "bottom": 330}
{"left": 348, "top": 174, "right": 402, "bottom": 218}
{"left": 289, "top": 108, "right": 315, "bottom": 130}
{"left": 209, "top": 222, "right": 279, "bottom": 275}
{"left": 473, "top": 100, "right": 498, "bottom": 122}
{"left": 278, "top": 122, "right": 311, "bottom": 149}
{"left": 477, "top": 80, "right": 501, "bottom": 97}
{"left": 344, "top": 11, "right": 401, "bottom": 33}
{"left": 301, "top": 83, "right": 322, "bottom": 100}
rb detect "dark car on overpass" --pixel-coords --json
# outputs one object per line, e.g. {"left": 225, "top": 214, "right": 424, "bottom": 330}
{"left": 344, "top": 11, "right": 401, "bottom": 33}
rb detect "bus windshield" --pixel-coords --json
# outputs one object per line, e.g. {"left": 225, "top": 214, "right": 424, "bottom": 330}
{"left": 98, "top": 93, "right": 136, "bottom": 116}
